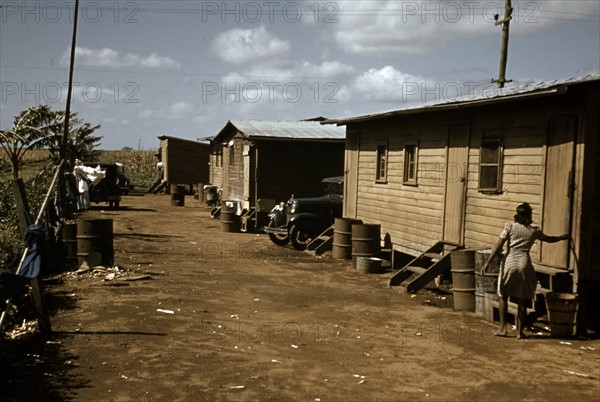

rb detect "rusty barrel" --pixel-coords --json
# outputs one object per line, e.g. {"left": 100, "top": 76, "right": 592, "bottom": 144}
{"left": 475, "top": 249, "right": 503, "bottom": 274}
{"left": 450, "top": 249, "right": 476, "bottom": 311}
{"left": 62, "top": 221, "right": 78, "bottom": 268}
{"left": 351, "top": 224, "right": 381, "bottom": 269}
{"left": 76, "top": 218, "right": 114, "bottom": 267}
{"left": 545, "top": 292, "right": 579, "bottom": 338}
{"left": 474, "top": 249, "right": 503, "bottom": 316}
{"left": 170, "top": 184, "right": 185, "bottom": 207}
{"left": 332, "top": 217, "right": 362, "bottom": 260}
{"left": 221, "top": 201, "right": 241, "bottom": 233}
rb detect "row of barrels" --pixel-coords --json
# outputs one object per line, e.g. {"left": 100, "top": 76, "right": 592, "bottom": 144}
{"left": 332, "top": 217, "right": 383, "bottom": 273}
{"left": 450, "top": 249, "right": 578, "bottom": 338}
{"left": 63, "top": 219, "right": 114, "bottom": 268}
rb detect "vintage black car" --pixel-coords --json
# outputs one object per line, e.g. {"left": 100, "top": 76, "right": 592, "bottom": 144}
{"left": 264, "top": 177, "right": 343, "bottom": 250}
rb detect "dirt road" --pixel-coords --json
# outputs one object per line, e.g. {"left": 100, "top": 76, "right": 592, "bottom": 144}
{"left": 2, "top": 194, "right": 599, "bottom": 401}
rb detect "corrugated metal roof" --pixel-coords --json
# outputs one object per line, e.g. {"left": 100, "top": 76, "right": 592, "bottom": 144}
{"left": 224, "top": 120, "right": 345, "bottom": 140}
{"left": 324, "top": 74, "right": 600, "bottom": 125}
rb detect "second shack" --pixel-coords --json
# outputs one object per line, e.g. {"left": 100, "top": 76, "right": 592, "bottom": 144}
{"left": 209, "top": 119, "right": 345, "bottom": 228}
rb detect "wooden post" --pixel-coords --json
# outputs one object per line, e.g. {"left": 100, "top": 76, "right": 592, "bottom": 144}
{"left": 493, "top": 0, "right": 513, "bottom": 88}
{"left": 11, "top": 179, "right": 32, "bottom": 236}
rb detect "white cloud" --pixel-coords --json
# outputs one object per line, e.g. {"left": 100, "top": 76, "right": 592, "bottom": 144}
{"left": 62, "top": 47, "right": 181, "bottom": 69}
{"left": 167, "top": 101, "right": 195, "bottom": 119}
{"left": 352, "top": 66, "right": 426, "bottom": 102}
{"left": 331, "top": 0, "right": 599, "bottom": 57}
{"left": 212, "top": 25, "right": 290, "bottom": 65}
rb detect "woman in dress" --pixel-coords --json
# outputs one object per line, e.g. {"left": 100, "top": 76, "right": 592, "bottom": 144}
{"left": 481, "top": 203, "right": 568, "bottom": 339}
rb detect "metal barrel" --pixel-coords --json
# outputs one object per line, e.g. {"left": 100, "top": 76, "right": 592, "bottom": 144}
{"left": 545, "top": 292, "right": 579, "bottom": 338}
{"left": 475, "top": 249, "right": 502, "bottom": 274}
{"left": 332, "top": 217, "right": 362, "bottom": 260}
{"left": 351, "top": 224, "right": 381, "bottom": 269}
{"left": 475, "top": 272, "right": 498, "bottom": 316}
{"left": 356, "top": 257, "right": 383, "bottom": 274}
{"left": 62, "top": 221, "right": 78, "bottom": 268}
{"left": 221, "top": 201, "right": 241, "bottom": 233}
{"left": 450, "top": 250, "right": 476, "bottom": 311}
{"left": 170, "top": 184, "right": 185, "bottom": 207}
{"left": 195, "top": 183, "right": 205, "bottom": 201}
{"left": 76, "top": 218, "right": 114, "bottom": 267}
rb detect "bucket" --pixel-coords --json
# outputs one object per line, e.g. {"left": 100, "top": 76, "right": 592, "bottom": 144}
{"left": 545, "top": 292, "right": 578, "bottom": 338}
{"left": 475, "top": 249, "right": 503, "bottom": 274}
{"left": 453, "top": 288, "right": 476, "bottom": 311}
{"left": 332, "top": 217, "right": 362, "bottom": 260}
{"left": 62, "top": 221, "right": 78, "bottom": 268}
{"left": 356, "top": 257, "right": 383, "bottom": 274}
{"left": 351, "top": 224, "right": 381, "bottom": 268}
{"left": 475, "top": 272, "right": 498, "bottom": 316}
{"left": 221, "top": 201, "right": 241, "bottom": 233}
{"left": 76, "top": 219, "right": 114, "bottom": 267}
{"left": 170, "top": 184, "right": 185, "bottom": 206}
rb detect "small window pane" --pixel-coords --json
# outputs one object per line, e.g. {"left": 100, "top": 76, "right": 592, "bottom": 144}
{"left": 481, "top": 139, "right": 499, "bottom": 163}
{"left": 480, "top": 166, "right": 498, "bottom": 189}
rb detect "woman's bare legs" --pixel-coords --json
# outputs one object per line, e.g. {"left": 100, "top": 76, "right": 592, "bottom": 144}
{"left": 516, "top": 298, "right": 528, "bottom": 339}
{"left": 494, "top": 295, "right": 509, "bottom": 336}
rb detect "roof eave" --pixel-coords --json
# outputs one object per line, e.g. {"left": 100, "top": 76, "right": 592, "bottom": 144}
{"left": 324, "top": 86, "right": 567, "bottom": 126}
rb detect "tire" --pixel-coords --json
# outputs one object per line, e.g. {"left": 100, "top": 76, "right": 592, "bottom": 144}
{"left": 267, "top": 219, "right": 290, "bottom": 246}
{"left": 290, "top": 225, "right": 314, "bottom": 251}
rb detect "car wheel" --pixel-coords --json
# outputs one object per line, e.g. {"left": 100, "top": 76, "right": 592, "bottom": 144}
{"left": 267, "top": 219, "right": 290, "bottom": 245}
{"left": 290, "top": 225, "right": 314, "bottom": 251}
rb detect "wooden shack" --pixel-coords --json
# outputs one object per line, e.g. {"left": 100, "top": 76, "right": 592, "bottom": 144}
{"left": 325, "top": 75, "right": 600, "bottom": 333}
{"left": 158, "top": 135, "right": 209, "bottom": 186}
{"left": 209, "top": 120, "right": 345, "bottom": 225}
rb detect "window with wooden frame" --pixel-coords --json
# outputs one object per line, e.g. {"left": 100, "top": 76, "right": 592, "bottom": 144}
{"left": 216, "top": 146, "right": 223, "bottom": 167}
{"left": 478, "top": 134, "right": 503, "bottom": 192}
{"left": 229, "top": 142, "right": 235, "bottom": 166}
{"left": 375, "top": 143, "right": 388, "bottom": 183}
{"left": 403, "top": 144, "right": 418, "bottom": 185}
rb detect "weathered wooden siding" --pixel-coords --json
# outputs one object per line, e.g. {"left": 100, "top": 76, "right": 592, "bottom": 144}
{"left": 354, "top": 119, "right": 447, "bottom": 254}
{"left": 348, "top": 87, "right": 596, "bottom": 263}
{"left": 222, "top": 136, "right": 248, "bottom": 201}
{"left": 209, "top": 143, "right": 224, "bottom": 187}
{"left": 160, "top": 137, "right": 209, "bottom": 184}
{"left": 463, "top": 112, "right": 546, "bottom": 260}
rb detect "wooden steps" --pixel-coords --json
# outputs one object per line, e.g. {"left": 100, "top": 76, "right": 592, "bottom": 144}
{"left": 306, "top": 226, "right": 334, "bottom": 255}
{"left": 389, "top": 241, "right": 463, "bottom": 293}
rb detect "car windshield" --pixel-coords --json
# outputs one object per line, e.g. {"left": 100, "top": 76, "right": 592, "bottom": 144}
{"left": 322, "top": 181, "right": 343, "bottom": 196}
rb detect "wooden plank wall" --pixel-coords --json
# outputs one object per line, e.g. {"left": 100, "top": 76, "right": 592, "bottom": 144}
{"left": 464, "top": 112, "right": 546, "bottom": 260}
{"left": 350, "top": 97, "right": 586, "bottom": 259}
{"left": 162, "top": 138, "right": 209, "bottom": 184}
{"left": 222, "top": 136, "right": 247, "bottom": 201}
{"left": 355, "top": 119, "right": 446, "bottom": 254}
{"left": 209, "top": 143, "right": 224, "bottom": 187}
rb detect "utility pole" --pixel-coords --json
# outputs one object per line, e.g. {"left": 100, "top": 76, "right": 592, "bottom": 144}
{"left": 59, "top": 0, "right": 80, "bottom": 216}
{"left": 492, "top": 0, "right": 513, "bottom": 88}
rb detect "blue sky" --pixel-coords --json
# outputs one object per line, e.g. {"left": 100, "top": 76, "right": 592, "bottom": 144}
{"left": 1, "top": 0, "right": 599, "bottom": 150}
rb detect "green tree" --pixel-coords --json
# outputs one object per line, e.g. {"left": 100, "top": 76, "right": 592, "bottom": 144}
{"left": 0, "top": 105, "right": 59, "bottom": 179}
{"left": 0, "top": 105, "right": 102, "bottom": 178}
